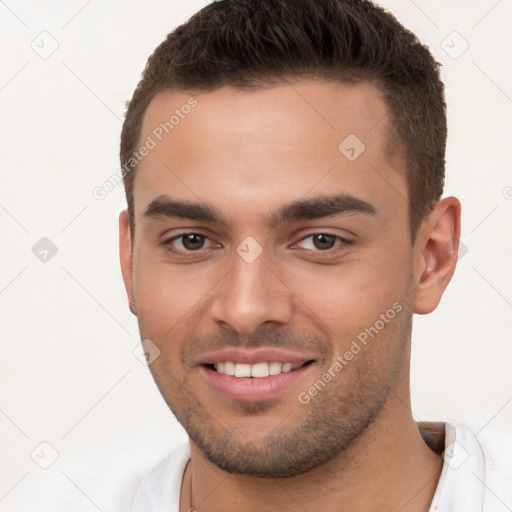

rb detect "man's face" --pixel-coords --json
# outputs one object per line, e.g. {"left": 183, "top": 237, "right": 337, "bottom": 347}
{"left": 122, "top": 80, "right": 418, "bottom": 476}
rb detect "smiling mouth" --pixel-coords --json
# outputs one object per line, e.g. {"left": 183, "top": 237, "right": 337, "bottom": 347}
{"left": 206, "top": 360, "right": 314, "bottom": 378}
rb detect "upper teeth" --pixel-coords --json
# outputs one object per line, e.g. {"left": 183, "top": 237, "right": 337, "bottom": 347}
{"left": 213, "top": 361, "right": 302, "bottom": 378}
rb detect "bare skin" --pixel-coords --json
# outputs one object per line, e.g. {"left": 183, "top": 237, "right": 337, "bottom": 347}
{"left": 119, "top": 80, "right": 460, "bottom": 512}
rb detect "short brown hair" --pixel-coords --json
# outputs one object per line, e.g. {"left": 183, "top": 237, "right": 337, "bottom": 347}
{"left": 120, "top": 0, "right": 446, "bottom": 240}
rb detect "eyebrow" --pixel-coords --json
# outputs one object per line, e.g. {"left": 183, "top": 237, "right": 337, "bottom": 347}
{"left": 143, "top": 193, "right": 377, "bottom": 227}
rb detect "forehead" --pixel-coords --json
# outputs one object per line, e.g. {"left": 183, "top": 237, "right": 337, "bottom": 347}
{"left": 141, "top": 80, "right": 390, "bottom": 153}
{"left": 134, "top": 80, "right": 406, "bottom": 226}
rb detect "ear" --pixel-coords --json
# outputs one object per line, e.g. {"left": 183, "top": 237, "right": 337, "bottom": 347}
{"left": 119, "top": 210, "right": 137, "bottom": 316}
{"left": 412, "top": 197, "right": 462, "bottom": 315}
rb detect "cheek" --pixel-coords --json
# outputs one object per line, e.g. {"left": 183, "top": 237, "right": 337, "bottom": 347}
{"left": 278, "top": 248, "right": 411, "bottom": 340}
{"left": 133, "top": 267, "right": 205, "bottom": 388}
{"left": 132, "top": 254, "right": 223, "bottom": 353}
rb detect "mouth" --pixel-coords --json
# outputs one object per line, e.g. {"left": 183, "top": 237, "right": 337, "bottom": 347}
{"left": 206, "top": 360, "right": 314, "bottom": 378}
{"left": 197, "top": 349, "right": 317, "bottom": 402}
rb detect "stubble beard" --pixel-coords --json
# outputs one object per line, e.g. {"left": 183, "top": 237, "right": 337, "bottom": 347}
{"left": 146, "top": 304, "right": 412, "bottom": 478}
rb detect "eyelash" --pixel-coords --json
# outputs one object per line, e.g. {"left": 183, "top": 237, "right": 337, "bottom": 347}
{"left": 164, "top": 232, "right": 353, "bottom": 257}
{"left": 165, "top": 233, "right": 219, "bottom": 256}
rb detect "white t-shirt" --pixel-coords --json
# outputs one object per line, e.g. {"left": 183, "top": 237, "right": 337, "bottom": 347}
{"left": 132, "top": 422, "right": 512, "bottom": 512}
{"left": 8, "top": 422, "right": 512, "bottom": 511}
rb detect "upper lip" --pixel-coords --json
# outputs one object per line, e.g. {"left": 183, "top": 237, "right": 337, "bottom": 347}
{"left": 196, "top": 347, "right": 316, "bottom": 366}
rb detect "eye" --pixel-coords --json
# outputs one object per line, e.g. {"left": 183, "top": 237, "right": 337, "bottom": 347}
{"left": 296, "top": 233, "right": 349, "bottom": 251}
{"left": 167, "top": 233, "right": 217, "bottom": 252}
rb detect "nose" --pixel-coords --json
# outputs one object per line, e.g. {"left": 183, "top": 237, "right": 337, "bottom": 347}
{"left": 209, "top": 250, "right": 293, "bottom": 334}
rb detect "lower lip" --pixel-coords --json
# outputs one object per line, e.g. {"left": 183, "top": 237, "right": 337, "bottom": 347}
{"left": 200, "top": 364, "right": 313, "bottom": 402}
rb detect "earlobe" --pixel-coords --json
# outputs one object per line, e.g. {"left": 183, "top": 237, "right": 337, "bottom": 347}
{"left": 413, "top": 197, "right": 462, "bottom": 315}
{"left": 119, "top": 210, "right": 137, "bottom": 316}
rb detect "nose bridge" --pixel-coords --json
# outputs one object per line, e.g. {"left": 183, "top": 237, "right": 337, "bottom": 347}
{"left": 209, "top": 248, "right": 292, "bottom": 333}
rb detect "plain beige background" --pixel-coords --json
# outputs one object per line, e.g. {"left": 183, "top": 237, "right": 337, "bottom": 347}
{"left": 1, "top": 0, "right": 511, "bottom": 509}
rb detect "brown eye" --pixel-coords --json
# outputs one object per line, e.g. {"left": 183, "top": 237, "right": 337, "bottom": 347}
{"left": 311, "top": 234, "right": 337, "bottom": 250}
{"left": 164, "top": 232, "right": 221, "bottom": 258}
{"left": 295, "top": 233, "right": 352, "bottom": 254}
{"left": 180, "top": 233, "right": 206, "bottom": 250}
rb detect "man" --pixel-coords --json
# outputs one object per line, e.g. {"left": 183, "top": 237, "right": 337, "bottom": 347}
{"left": 118, "top": 0, "right": 511, "bottom": 510}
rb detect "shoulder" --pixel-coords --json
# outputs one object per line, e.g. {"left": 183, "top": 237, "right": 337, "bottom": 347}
{"left": 468, "top": 423, "right": 512, "bottom": 491}
{"left": 5, "top": 452, "right": 160, "bottom": 512}
{"left": 444, "top": 422, "right": 512, "bottom": 511}
{"left": 132, "top": 442, "right": 191, "bottom": 511}
{"left": 454, "top": 422, "right": 512, "bottom": 471}
{"left": 422, "top": 421, "right": 512, "bottom": 511}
